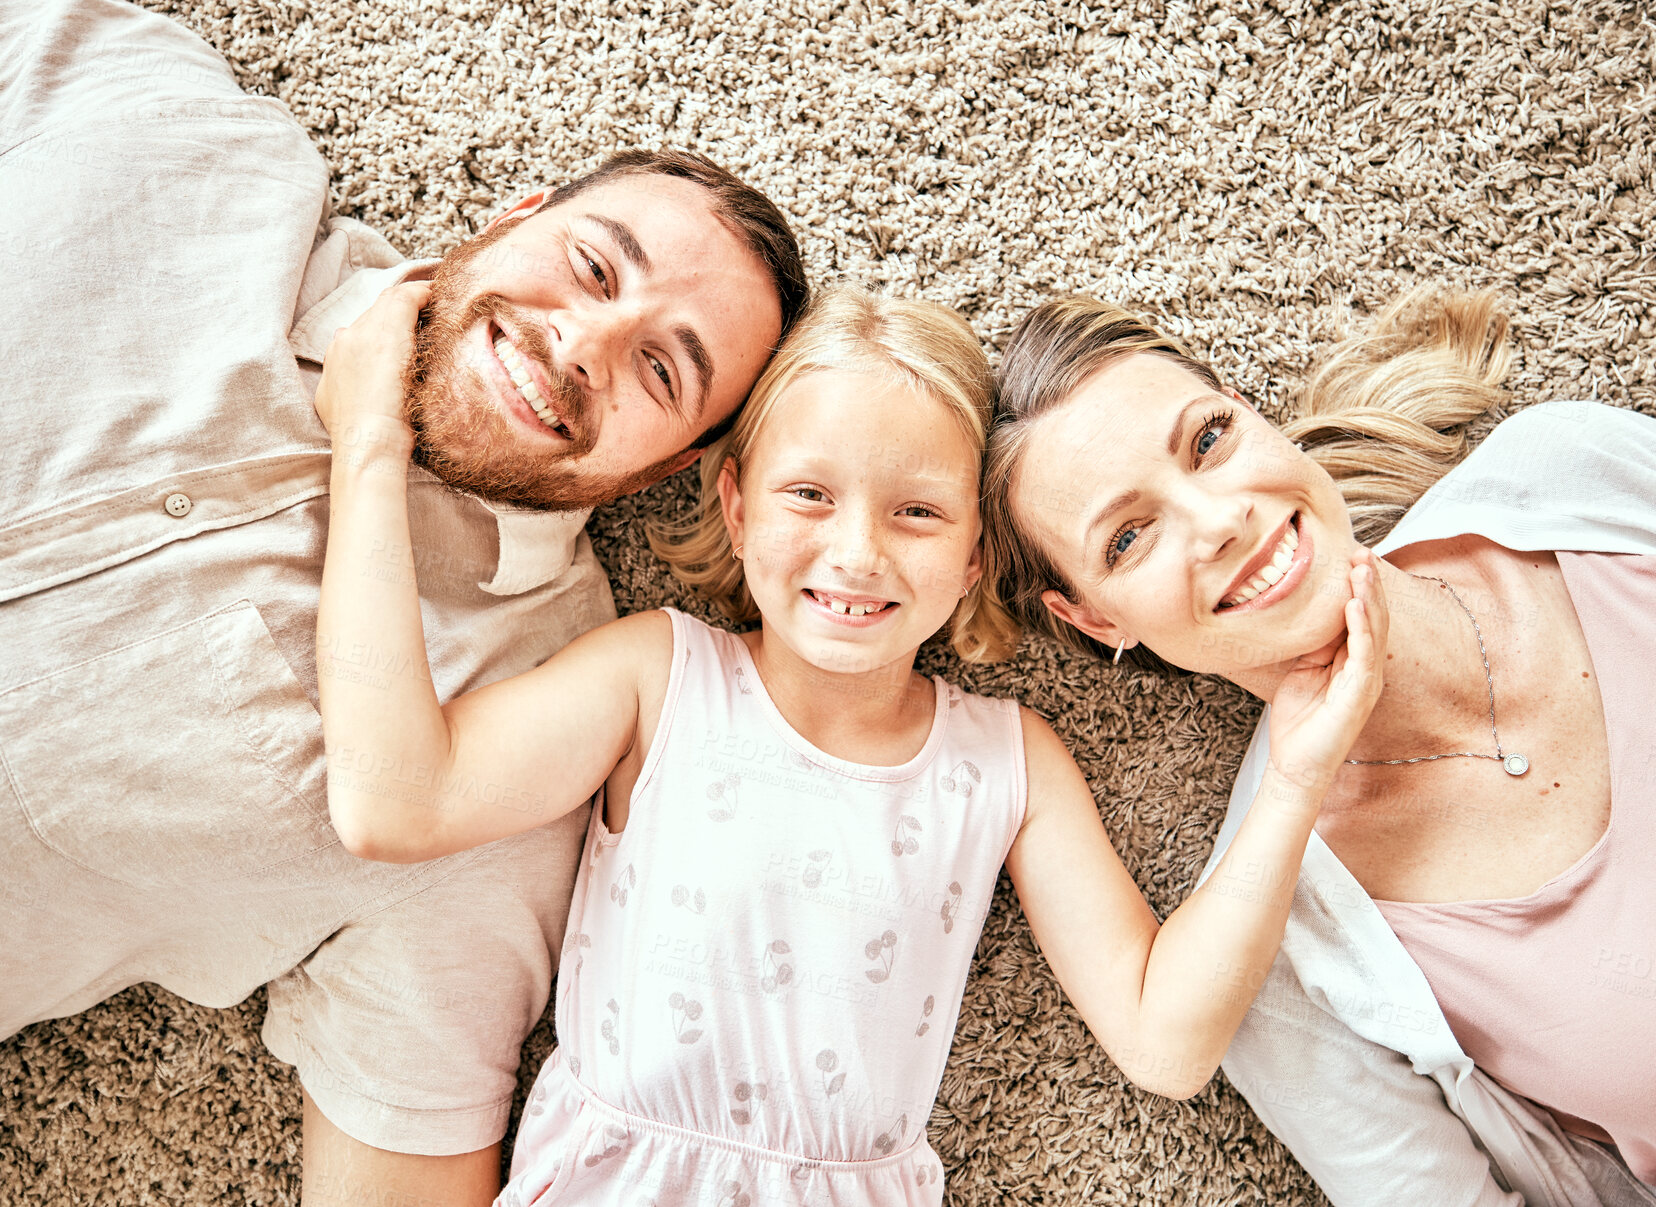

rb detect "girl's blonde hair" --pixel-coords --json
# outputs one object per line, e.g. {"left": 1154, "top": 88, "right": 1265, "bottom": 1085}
{"left": 650, "top": 286, "right": 1020, "bottom": 664}
{"left": 983, "top": 286, "right": 1513, "bottom": 666}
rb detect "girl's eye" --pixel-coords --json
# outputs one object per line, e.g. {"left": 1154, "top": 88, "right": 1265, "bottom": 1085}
{"left": 791, "top": 487, "right": 825, "bottom": 502}
{"left": 900, "top": 504, "right": 938, "bottom": 519}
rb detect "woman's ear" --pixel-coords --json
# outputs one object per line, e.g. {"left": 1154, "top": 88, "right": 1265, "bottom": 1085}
{"left": 1224, "top": 386, "right": 1253, "bottom": 411}
{"left": 1041, "top": 588, "right": 1134, "bottom": 653}
{"left": 716, "top": 456, "right": 745, "bottom": 553}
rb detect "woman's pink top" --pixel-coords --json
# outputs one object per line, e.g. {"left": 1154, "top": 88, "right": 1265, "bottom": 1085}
{"left": 1376, "top": 552, "right": 1656, "bottom": 1184}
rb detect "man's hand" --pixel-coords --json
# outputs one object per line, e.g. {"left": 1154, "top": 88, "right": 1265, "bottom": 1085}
{"left": 314, "top": 280, "right": 430, "bottom": 457}
{"left": 1266, "top": 549, "right": 1389, "bottom": 793}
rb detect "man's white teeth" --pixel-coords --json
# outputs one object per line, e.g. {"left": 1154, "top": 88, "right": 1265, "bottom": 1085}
{"left": 493, "top": 335, "right": 549, "bottom": 411}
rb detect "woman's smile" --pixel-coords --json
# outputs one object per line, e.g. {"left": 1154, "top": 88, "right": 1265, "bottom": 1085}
{"left": 1213, "top": 511, "right": 1315, "bottom": 615}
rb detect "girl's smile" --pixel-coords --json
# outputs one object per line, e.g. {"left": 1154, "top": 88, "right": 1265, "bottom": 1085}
{"left": 719, "top": 367, "right": 982, "bottom": 680}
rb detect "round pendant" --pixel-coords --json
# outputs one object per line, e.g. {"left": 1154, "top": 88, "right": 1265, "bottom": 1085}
{"left": 1503, "top": 753, "right": 1529, "bottom": 777}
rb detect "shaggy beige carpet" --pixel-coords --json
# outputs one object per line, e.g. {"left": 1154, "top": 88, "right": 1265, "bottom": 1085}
{"left": 4, "top": 0, "right": 1653, "bottom": 1202}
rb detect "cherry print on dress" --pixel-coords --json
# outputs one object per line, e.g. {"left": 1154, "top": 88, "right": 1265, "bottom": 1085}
{"left": 939, "top": 882, "right": 963, "bottom": 934}
{"left": 729, "top": 1078, "right": 768, "bottom": 1125}
{"left": 865, "top": 930, "right": 898, "bottom": 983}
{"left": 562, "top": 930, "right": 592, "bottom": 973}
{"left": 670, "top": 884, "right": 707, "bottom": 914}
{"left": 915, "top": 995, "right": 935, "bottom": 1037}
{"left": 581, "top": 1124, "right": 628, "bottom": 1168}
{"left": 715, "top": 1181, "right": 752, "bottom": 1207}
{"left": 600, "top": 999, "right": 620, "bottom": 1055}
{"left": 939, "top": 760, "right": 981, "bottom": 796}
{"left": 816, "top": 1048, "right": 846, "bottom": 1097}
{"left": 608, "top": 864, "right": 637, "bottom": 907}
{"left": 890, "top": 814, "right": 921, "bottom": 856}
{"left": 706, "top": 774, "right": 741, "bottom": 821}
{"left": 761, "top": 940, "right": 794, "bottom": 991}
{"left": 873, "top": 1113, "right": 908, "bottom": 1154}
{"left": 669, "top": 992, "right": 704, "bottom": 1044}
{"left": 802, "top": 849, "right": 832, "bottom": 888}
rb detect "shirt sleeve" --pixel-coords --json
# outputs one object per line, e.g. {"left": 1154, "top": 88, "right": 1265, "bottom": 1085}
{"left": 1222, "top": 953, "right": 1524, "bottom": 1207}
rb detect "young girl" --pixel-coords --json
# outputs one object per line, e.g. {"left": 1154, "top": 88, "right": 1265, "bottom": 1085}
{"left": 315, "top": 285, "right": 1387, "bottom": 1205}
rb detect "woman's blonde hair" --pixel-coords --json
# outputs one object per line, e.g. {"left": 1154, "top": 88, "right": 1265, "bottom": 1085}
{"left": 983, "top": 286, "right": 1513, "bottom": 666}
{"left": 650, "top": 285, "right": 1019, "bottom": 664}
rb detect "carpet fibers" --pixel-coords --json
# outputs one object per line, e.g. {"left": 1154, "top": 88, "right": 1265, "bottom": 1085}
{"left": 3, "top": 0, "right": 1652, "bottom": 1202}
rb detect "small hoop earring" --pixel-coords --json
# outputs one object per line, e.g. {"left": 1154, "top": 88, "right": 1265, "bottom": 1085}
{"left": 733, "top": 545, "right": 743, "bottom": 560}
{"left": 1113, "top": 641, "right": 1126, "bottom": 665}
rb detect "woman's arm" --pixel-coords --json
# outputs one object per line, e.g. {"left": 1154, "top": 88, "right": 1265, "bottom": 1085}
{"left": 314, "top": 283, "right": 652, "bottom": 863}
{"left": 1005, "top": 554, "right": 1387, "bottom": 1099}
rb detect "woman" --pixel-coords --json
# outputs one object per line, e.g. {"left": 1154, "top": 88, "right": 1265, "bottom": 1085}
{"left": 982, "top": 289, "right": 1656, "bottom": 1207}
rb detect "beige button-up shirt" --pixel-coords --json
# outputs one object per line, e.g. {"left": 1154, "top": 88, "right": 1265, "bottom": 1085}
{"left": 0, "top": 0, "right": 612, "bottom": 1020}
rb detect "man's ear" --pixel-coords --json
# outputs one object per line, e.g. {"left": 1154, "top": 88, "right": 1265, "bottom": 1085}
{"left": 658, "top": 445, "right": 704, "bottom": 480}
{"left": 715, "top": 456, "right": 745, "bottom": 551}
{"left": 483, "top": 192, "right": 547, "bottom": 234}
{"left": 1041, "top": 588, "right": 1133, "bottom": 652}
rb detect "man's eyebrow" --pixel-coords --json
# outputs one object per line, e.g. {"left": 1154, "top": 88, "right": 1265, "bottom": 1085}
{"left": 675, "top": 323, "right": 714, "bottom": 412}
{"left": 583, "top": 214, "right": 650, "bottom": 272}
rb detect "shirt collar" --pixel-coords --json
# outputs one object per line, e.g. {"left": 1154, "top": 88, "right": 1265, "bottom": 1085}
{"left": 293, "top": 256, "right": 592, "bottom": 597}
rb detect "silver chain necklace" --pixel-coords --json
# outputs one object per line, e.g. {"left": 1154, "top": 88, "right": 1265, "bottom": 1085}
{"left": 1345, "top": 574, "right": 1530, "bottom": 777}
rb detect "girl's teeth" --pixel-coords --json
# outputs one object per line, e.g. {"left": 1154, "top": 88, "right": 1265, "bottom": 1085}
{"left": 822, "top": 595, "right": 881, "bottom": 616}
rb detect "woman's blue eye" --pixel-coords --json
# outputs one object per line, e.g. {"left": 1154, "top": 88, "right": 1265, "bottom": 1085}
{"left": 1196, "top": 428, "right": 1221, "bottom": 456}
{"left": 1114, "top": 528, "right": 1138, "bottom": 555}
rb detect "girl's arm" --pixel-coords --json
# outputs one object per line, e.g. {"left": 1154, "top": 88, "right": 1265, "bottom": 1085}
{"left": 314, "top": 283, "right": 657, "bottom": 863}
{"left": 1005, "top": 553, "right": 1387, "bottom": 1100}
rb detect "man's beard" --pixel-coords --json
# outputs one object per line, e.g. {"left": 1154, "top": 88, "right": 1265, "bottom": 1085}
{"left": 401, "top": 220, "right": 675, "bottom": 511}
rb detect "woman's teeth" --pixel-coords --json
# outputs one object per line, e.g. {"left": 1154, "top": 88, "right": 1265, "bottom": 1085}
{"left": 493, "top": 335, "right": 560, "bottom": 429}
{"left": 1225, "top": 521, "right": 1299, "bottom": 606}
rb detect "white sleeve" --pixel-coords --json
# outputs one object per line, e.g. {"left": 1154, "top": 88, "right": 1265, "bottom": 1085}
{"left": 1222, "top": 953, "right": 1522, "bottom": 1207}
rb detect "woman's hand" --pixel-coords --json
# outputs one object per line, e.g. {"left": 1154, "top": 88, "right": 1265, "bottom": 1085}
{"left": 1267, "top": 549, "right": 1389, "bottom": 792}
{"left": 313, "top": 280, "right": 430, "bottom": 456}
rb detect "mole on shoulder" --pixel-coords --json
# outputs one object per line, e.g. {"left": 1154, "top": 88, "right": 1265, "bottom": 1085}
{"left": 1582, "top": 671, "right": 1590, "bottom": 678}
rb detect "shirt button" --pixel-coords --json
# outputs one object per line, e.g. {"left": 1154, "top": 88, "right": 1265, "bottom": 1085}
{"left": 164, "top": 492, "right": 193, "bottom": 518}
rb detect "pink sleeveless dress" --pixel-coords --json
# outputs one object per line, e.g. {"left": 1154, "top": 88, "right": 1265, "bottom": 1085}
{"left": 497, "top": 609, "right": 1028, "bottom": 1206}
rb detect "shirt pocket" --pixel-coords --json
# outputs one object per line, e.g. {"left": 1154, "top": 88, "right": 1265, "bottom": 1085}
{"left": 0, "top": 600, "right": 336, "bottom": 888}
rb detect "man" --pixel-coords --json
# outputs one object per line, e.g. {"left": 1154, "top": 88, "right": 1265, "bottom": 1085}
{"left": 0, "top": 0, "right": 806, "bottom": 1202}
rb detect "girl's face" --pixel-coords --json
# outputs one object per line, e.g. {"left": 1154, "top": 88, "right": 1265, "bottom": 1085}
{"left": 719, "top": 369, "right": 982, "bottom": 677}
{"left": 1010, "top": 353, "right": 1361, "bottom": 678}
